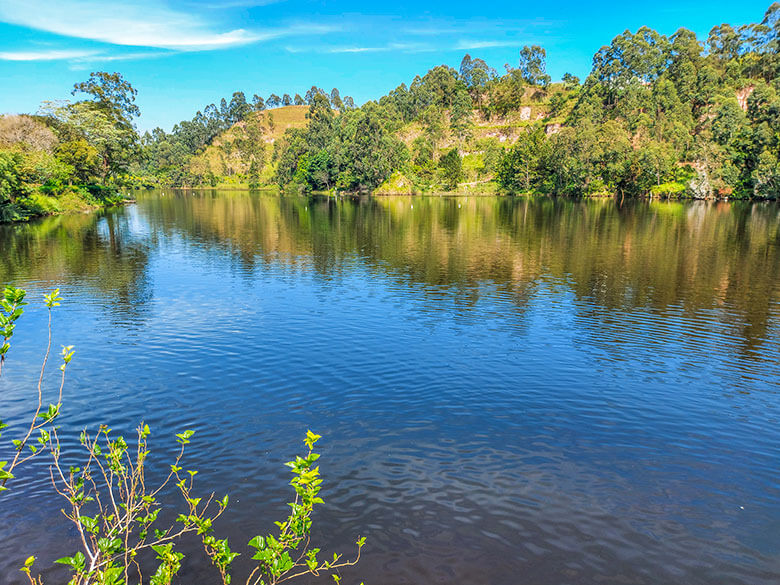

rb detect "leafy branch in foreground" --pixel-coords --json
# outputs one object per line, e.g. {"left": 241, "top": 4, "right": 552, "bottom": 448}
{"left": 1, "top": 286, "right": 71, "bottom": 491}
{"left": 39, "top": 424, "right": 226, "bottom": 585}
{"left": 2, "top": 285, "right": 364, "bottom": 585}
{"left": 21, "top": 427, "right": 363, "bottom": 585}
{"left": 238, "top": 430, "right": 364, "bottom": 585}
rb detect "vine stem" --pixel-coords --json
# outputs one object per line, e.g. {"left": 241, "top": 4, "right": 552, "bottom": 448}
{"left": 2, "top": 306, "right": 53, "bottom": 488}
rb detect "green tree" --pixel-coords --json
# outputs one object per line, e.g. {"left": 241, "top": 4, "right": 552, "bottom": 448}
{"left": 496, "top": 128, "right": 545, "bottom": 192}
{"left": 344, "top": 110, "right": 405, "bottom": 191}
{"left": 228, "top": 91, "right": 252, "bottom": 123}
{"left": 0, "top": 150, "right": 23, "bottom": 207}
{"left": 71, "top": 71, "right": 140, "bottom": 124}
{"left": 518, "top": 45, "right": 551, "bottom": 87}
{"left": 267, "top": 94, "right": 281, "bottom": 108}
{"left": 439, "top": 148, "right": 463, "bottom": 190}
{"left": 752, "top": 149, "right": 780, "bottom": 197}
{"left": 562, "top": 73, "right": 580, "bottom": 88}
{"left": 459, "top": 54, "right": 496, "bottom": 92}
{"left": 62, "top": 72, "right": 141, "bottom": 183}
{"left": 330, "top": 88, "right": 344, "bottom": 110}
{"left": 46, "top": 102, "right": 133, "bottom": 183}
{"left": 450, "top": 87, "right": 474, "bottom": 143}
{"left": 304, "top": 86, "right": 326, "bottom": 105}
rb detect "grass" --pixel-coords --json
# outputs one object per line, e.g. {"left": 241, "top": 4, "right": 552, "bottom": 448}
{"left": 257, "top": 105, "right": 310, "bottom": 139}
{"left": 189, "top": 106, "right": 309, "bottom": 179}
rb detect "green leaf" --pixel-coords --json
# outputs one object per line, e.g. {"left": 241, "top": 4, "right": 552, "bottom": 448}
{"left": 80, "top": 515, "right": 99, "bottom": 533}
{"left": 0, "top": 461, "right": 14, "bottom": 481}
{"left": 176, "top": 429, "right": 195, "bottom": 444}
{"left": 151, "top": 544, "right": 170, "bottom": 557}
{"left": 304, "top": 430, "right": 322, "bottom": 449}
{"left": 38, "top": 403, "right": 59, "bottom": 422}
{"left": 44, "top": 288, "right": 62, "bottom": 308}
{"left": 55, "top": 552, "right": 85, "bottom": 572}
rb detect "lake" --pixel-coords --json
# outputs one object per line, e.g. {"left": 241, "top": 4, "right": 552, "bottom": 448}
{"left": 1, "top": 191, "right": 779, "bottom": 585}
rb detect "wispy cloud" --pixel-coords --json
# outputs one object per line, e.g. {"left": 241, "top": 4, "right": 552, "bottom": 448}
{"left": 390, "top": 42, "right": 438, "bottom": 54}
{"left": 0, "top": 48, "right": 100, "bottom": 61}
{"left": 289, "top": 41, "right": 438, "bottom": 55}
{"left": 403, "top": 18, "right": 561, "bottom": 38}
{"left": 327, "top": 46, "right": 390, "bottom": 54}
{"left": 266, "top": 23, "right": 341, "bottom": 39}
{"left": 454, "top": 40, "right": 522, "bottom": 50}
{"left": 0, "top": 0, "right": 328, "bottom": 51}
{"left": 64, "top": 50, "right": 173, "bottom": 70}
{"left": 0, "top": 45, "right": 175, "bottom": 64}
{"left": 76, "top": 51, "right": 172, "bottom": 62}
{"left": 195, "top": 0, "right": 287, "bottom": 7}
{"left": 403, "top": 26, "right": 462, "bottom": 36}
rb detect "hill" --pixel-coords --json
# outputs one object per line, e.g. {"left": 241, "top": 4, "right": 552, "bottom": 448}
{"left": 138, "top": 3, "right": 780, "bottom": 199}
{"left": 188, "top": 106, "right": 309, "bottom": 187}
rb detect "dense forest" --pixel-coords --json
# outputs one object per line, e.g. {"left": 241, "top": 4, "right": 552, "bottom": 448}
{"left": 1, "top": 3, "right": 779, "bottom": 221}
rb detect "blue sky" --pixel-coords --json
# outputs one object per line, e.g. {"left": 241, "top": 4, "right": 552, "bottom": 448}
{"left": 0, "top": 0, "right": 774, "bottom": 131}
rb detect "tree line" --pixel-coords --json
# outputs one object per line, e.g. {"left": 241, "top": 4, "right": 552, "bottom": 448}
{"left": 2, "top": 2, "right": 779, "bottom": 222}
{"left": 268, "top": 3, "right": 780, "bottom": 197}
{"left": 497, "top": 4, "right": 780, "bottom": 198}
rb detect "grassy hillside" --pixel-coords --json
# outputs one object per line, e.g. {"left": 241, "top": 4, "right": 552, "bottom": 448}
{"left": 188, "top": 106, "right": 309, "bottom": 186}
{"left": 189, "top": 86, "right": 570, "bottom": 193}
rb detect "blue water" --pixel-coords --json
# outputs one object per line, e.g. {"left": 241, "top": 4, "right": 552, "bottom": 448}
{"left": 0, "top": 192, "right": 779, "bottom": 584}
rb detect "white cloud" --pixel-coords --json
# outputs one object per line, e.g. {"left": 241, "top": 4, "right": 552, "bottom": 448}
{"left": 327, "top": 46, "right": 390, "bottom": 54}
{"left": 195, "top": 0, "right": 287, "bottom": 7}
{"left": 389, "top": 42, "right": 437, "bottom": 53}
{"left": 0, "top": 0, "right": 319, "bottom": 50}
{"left": 287, "top": 41, "right": 438, "bottom": 55}
{"left": 0, "top": 48, "right": 100, "bottom": 61}
{"left": 403, "top": 26, "right": 461, "bottom": 36}
{"left": 404, "top": 18, "right": 561, "bottom": 38}
{"left": 77, "top": 51, "right": 172, "bottom": 62}
{"left": 455, "top": 40, "right": 521, "bottom": 50}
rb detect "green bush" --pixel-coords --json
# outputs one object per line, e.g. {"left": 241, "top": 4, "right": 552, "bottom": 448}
{"left": 650, "top": 181, "right": 687, "bottom": 197}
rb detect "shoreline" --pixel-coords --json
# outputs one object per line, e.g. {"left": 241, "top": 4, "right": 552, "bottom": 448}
{"left": 133, "top": 185, "right": 779, "bottom": 203}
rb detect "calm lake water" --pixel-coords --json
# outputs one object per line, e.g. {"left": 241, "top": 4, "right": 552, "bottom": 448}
{"left": 1, "top": 191, "right": 780, "bottom": 585}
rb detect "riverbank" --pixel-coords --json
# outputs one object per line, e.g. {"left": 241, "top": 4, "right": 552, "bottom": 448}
{"left": 132, "top": 182, "right": 777, "bottom": 202}
{"left": 0, "top": 186, "right": 134, "bottom": 223}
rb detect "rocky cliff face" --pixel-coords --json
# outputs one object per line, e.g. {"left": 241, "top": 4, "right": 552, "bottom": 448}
{"left": 736, "top": 86, "right": 755, "bottom": 112}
